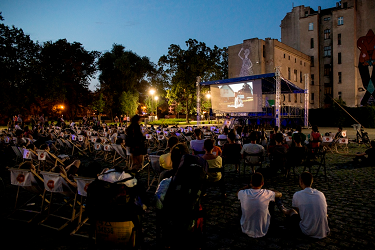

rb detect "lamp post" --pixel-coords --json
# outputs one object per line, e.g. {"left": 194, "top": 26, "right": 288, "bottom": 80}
{"left": 149, "top": 89, "right": 155, "bottom": 115}
{"left": 205, "top": 93, "right": 211, "bottom": 123}
{"left": 154, "top": 96, "right": 159, "bottom": 119}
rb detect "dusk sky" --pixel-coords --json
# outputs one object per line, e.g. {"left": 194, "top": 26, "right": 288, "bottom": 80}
{"left": 1, "top": 0, "right": 338, "bottom": 89}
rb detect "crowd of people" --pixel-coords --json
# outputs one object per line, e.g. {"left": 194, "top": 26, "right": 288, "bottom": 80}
{"left": 3, "top": 114, "right": 374, "bottom": 247}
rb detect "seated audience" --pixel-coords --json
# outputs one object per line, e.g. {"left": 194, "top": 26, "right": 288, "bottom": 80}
{"left": 159, "top": 136, "right": 179, "bottom": 171}
{"left": 190, "top": 129, "right": 205, "bottom": 156}
{"left": 240, "top": 131, "right": 265, "bottom": 167}
{"left": 277, "top": 172, "right": 330, "bottom": 239}
{"left": 237, "top": 172, "right": 282, "bottom": 238}
{"left": 222, "top": 132, "right": 242, "bottom": 172}
{"left": 354, "top": 140, "right": 375, "bottom": 165}
{"left": 268, "top": 133, "right": 288, "bottom": 174}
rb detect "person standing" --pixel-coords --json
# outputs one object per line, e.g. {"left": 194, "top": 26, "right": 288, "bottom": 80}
{"left": 126, "top": 115, "right": 147, "bottom": 171}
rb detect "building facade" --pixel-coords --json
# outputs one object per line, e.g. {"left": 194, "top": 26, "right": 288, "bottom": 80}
{"left": 281, "top": 0, "right": 375, "bottom": 108}
{"left": 228, "top": 38, "right": 311, "bottom": 109}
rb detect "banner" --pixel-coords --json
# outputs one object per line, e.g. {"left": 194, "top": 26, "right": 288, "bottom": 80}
{"left": 23, "top": 149, "right": 31, "bottom": 159}
{"left": 10, "top": 170, "right": 33, "bottom": 187}
{"left": 75, "top": 178, "right": 94, "bottom": 196}
{"left": 37, "top": 150, "right": 47, "bottom": 161}
{"left": 42, "top": 173, "right": 63, "bottom": 193}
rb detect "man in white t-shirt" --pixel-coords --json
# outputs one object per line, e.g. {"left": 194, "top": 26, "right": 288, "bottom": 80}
{"left": 240, "top": 131, "right": 265, "bottom": 164}
{"left": 237, "top": 172, "right": 282, "bottom": 238}
{"left": 278, "top": 171, "right": 330, "bottom": 239}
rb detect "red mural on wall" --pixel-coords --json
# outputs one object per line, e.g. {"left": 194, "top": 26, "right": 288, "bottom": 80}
{"left": 357, "top": 29, "right": 375, "bottom": 105}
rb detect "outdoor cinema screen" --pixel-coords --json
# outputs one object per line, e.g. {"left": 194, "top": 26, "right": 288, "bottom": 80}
{"left": 209, "top": 80, "right": 262, "bottom": 113}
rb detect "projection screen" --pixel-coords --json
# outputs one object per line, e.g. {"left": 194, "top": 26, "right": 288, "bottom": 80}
{"left": 210, "top": 79, "right": 262, "bottom": 113}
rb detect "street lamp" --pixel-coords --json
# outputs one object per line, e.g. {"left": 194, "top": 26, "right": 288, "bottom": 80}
{"left": 154, "top": 96, "right": 159, "bottom": 118}
{"left": 149, "top": 89, "right": 156, "bottom": 115}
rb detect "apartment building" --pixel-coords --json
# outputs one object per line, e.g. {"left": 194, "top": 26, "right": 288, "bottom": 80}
{"left": 281, "top": 0, "right": 375, "bottom": 107}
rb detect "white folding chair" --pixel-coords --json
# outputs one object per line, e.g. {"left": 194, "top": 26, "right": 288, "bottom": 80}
{"left": 147, "top": 155, "right": 162, "bottom": 192}
{"left": 7, "top": 168, "right": 45, "bottom": 223}
{"left": 39, "top": 171, "right": 79, "bottom": 231}
{"left": 70, "top": 176, "right": 95, "bottom": 237}
{"left": 112, "top": 144, "right": 127, "bottom": 167}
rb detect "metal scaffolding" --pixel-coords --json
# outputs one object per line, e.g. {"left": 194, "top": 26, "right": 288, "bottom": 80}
{"left": 304, "top": 74, "right": 309, "bottom": 127}
{"left": 275, "top": 67, "right": 281, "bottom": 128}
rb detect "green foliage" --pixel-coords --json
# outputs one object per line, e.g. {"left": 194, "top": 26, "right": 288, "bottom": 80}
{"left": 119, "top": 91, "right": 139, "bottom": 117}
{"left": 0, "top": 14, "right": 99, "bottom": 120}
{"left": 91, "top": 93, "right": 105, "bottom": 114}
{"left": 98, "top": 44, "right": 156, "bottom": 116}
{"left": 158, "top": 39, "right": 227, "bottom": 122}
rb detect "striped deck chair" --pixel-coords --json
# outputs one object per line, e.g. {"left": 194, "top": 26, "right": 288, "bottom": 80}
{"left": 12, "top": 146, "right": 23, "bottom": 163}
{"left": 94, "top": 142, "right": 105, "bottom": 160}
{"left": 112, "top": 144, "right": 127, "bottom": 167}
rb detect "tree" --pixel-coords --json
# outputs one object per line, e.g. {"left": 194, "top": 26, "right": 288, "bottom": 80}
{"left": 98, "top": 44, "right": 156, "bottom": 117}
{"left": 37, "top": 39, "right": 100, "bottom": 119}
{"left": 91, "top": 92, "right": 105, "bottom": 120}
{"left": 158, "top": 39, "right": 227, "bottom": 122}
{"left": 119, "top": 91, "right": 139, "bottom": 117}
{"left": 0, "top": 13, "right": 40, "bottom": 117}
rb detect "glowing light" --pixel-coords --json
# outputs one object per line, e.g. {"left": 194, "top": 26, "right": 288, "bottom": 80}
{"left": 154, "top": 96, "right": 159, "bottom": 101}
{"left": 206, "top": 94, "right": 211, "bottom": 99}
{"left": 60, "top": 105, "right": 64, "bottom": 109}
{"left": 149, "top": 89, "right": 155, "bottom": 95}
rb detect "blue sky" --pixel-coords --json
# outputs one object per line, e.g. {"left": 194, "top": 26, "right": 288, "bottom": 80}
{"left": 1, "top": 0, "right": 338, "bottom": 89}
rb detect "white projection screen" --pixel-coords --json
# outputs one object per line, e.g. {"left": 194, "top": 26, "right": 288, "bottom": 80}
{"left": 210, "top": 79, "right": 262, "bottom": 113}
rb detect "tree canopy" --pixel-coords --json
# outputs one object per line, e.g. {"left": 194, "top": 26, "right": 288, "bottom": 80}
{"left": 158, "top": 39, "right": 227, "bottom": 121}
{"left": 98, "top": 44, "right": 157, "bottom": 117}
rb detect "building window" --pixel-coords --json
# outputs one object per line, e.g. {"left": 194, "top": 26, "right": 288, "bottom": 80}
{"left": 311, "top": 93, "right": 314, "bottom": 102}
{"left": 338, "top": 91, "right": 342, "bottom": 99}
{"left": 304, "top": 62, "right": 306, "bottom": 67}
{"left": 300, "top": 61, "right": 302, "bottom": 65}
{"left": 311, "top": 56, "right": 314, "bottom": 67}
{"left": 324, "top": 29, "right": 331, "bottom": 39}
{"left": 295, "top": 58, "right": 297, "bottom": 63}
{"left": 294, "top": 69, "right": 297, "bottom": 81}
{"left": 311, "top": 74, "right": 314, "bottom": 85}
{"left": 338, "top": 33, "right": 341, "bottom": 45}
{"left": 294, "top": 93, "right": 297, "bottom": 103}
{"left": 338, "top": 16, "right": 344, "bottom": 25}
{"left": 338, "top": 72, "right": 342, "bottom": 83}
{"left": 284, "top": 54, "right": 285, "bottom": 58}
{"left": 263, "top": 45, "right": 265, "bottom": 57}
{"left": 309, "top": 23, "right": 314, "bottom": 31}
{"left": 310, "top": 38, "right": 314, "bottom": 48}
{"left": 324, "top": 64, "right": 331, "bottom": 76}
{"left": 338, "top": 53, "right": 342, "bottom": 64}
{"left": 289, "top": 94, "right": 291, "bottom": 102}
{"left": 324, "top": 17, "right": 331, "bottom": 21}
{"left": 300, "top": 71, "right": 303, "bottom": 83}
{"left": 288, "top": 55, "right": 290, "bottom": 60}
{"left": 305, "top": 11, "right": 308, "bottom": 17}
{"left": 343, "top": 2, "right": 347, "bottom": 8}
{"left": 300, "top": 94, "right": 303, "bottom": 103}
{"left": 288, "top": 67, "right": 291, "bottom": 80}
{"left": 324, "top": 46, "right": 331, "bottom": 57}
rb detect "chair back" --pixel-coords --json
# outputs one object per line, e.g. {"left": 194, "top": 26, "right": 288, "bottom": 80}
{"left": 341, "top": 130, "right": 347, "bottom": 137}
{"left": 149, "top": 155, "right": 162, "bottom": 174}
{"left": 10, "top": 168, "right": 34, "bottom": 187}
{"left": 74, "top": 177, "right": 95, "bottom": 197}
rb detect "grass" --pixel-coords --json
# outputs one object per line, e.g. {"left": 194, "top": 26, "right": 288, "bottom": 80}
{"left": 147, "top": 118, "right": 216, "bottom": 126}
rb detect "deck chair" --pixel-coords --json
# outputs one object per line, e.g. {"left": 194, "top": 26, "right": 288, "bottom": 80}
{"left": 94, "top": 143, "right": 105, "bottom": 160}
{"left": 12, "top": 146, "right": 23, "bottom": 163}
{"left": 70, "top": 176, "right": 95, "bottom": 237}
{"left": 38, "top": 171, "right": 79, "bottom": 230}
{"left": 336, "top": 138, "right": 349, "bottom": 154}
{"left": 103, "top": 144, "right": 115, "bottom": 163}
{"left": 242, "top": 152, "right": 263, "bottom": 175}
{"left": 7, "top": 167, "right": 46, "bottom": 223}
{"left": 123, "top": 145, "right": 132, "bottom": 167}
{"left": 305, "top": 147, "right": 327, "bottom": 181}
{"left": 147, "top": 155, "right": 162, "bottom": 192}
{"left": 67, "top": 139, "right": 89, "bottom": 157}
{"left": 112, "top": 144, "right": 127, "bottom": 167}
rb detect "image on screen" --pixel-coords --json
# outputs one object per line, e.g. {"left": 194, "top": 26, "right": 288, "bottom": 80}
{"left": 210, "top": 80, "right": 262, "bottom": 113}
